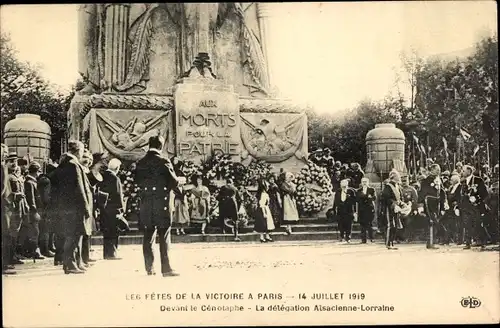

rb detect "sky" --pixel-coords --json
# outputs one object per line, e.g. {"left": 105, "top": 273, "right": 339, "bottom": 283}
{"left": 0, "top": 2, "right": 497, "bottom": 114}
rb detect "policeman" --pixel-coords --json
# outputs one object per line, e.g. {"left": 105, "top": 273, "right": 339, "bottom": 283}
{"left": 417, "top": 164, "right": 447, "bottom": 249}
{"left": 134, "top": 136, "right": 180, "bottom": 277}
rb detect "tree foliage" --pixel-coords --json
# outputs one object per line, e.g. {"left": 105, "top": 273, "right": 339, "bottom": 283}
{"left": 307, "top": 35, "right": 499, "bottom": 168}
{"left": 1, "top": 32, "right": 72, "bottom": 160}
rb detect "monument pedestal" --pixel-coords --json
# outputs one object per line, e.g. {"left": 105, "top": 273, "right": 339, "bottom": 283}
{"left": 174, "top": 78, "right": 240, "bottom": 164}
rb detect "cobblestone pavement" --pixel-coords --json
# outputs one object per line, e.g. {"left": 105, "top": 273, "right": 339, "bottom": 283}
{"left": 3, "top": 241, "right": 499, "bottom": 326}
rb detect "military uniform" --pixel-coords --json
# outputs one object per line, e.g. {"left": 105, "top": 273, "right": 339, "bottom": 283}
{"left": 418, "top": 174, "right": 446, "bottom": 249}
{"left": 24, "top": 173, "right": 44, "bottom": 258}
{"left": 134, "top": 148, "right": 179, "bottom": 275}
{"left": 8, "top": 170, "right": 29, "bottom": 261}
{"left": 380, "top": 180, "right": 404, "bottom": 249}
{"left": 400, "top": 184, "right": 418, "bottom": 241}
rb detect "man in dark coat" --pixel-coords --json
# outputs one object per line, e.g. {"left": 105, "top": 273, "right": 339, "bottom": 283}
{"left": 99, "top": 158, "right": 125, "bottom": 259}
{"left": 332, "top": 179, "right": 356, "bottom": 243}
{"left": 52, "top": 140, "right": 93, "bottom": 274}
{"left": 356, "top": 177, "right": 376, "bottom": 243}
{"left": 380, "top": 170, "right": 404, "bottom": 250}
{"left": 37, "top": 163, "right": 57, "bottom": 257}
{"left": 217, "top": 178, "right": 241, "bottom": 235}
{"left": 445, "top": 173, "right": 462, "bottom": 244}
{"left": 134, "top": 136, "right": 180, "bottom": 277}
{"left": 349, "top": 163, "right": 364, "bottom": 189}
{"left": 23, "top": 161, "right": 45, "bottom": 259}
{"left": 460, "top": 165, "right": 489, "bottom": 249}
{"left": 398, "top": 175, "right": 419, "bottom": 242}
{"left": 417, "top": 164, "right": 447, "bottom": 249}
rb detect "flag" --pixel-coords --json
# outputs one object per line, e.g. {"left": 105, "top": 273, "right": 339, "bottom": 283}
{"left": 460, "top": 128, "right": 472, "bottom": 142}
{"left": 442, "top": 137, "right": 448, "bottom": 151}
{"left": 473, "top": 144, "right": 480, "bottom": 157}
{"left": 413, "top": 133, "right": 419, "bottom": 144}
{"left": 420, "top": 144, "right": 426, "bottom": 155}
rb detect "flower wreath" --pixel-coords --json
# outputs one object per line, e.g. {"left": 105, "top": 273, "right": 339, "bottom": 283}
{"left": 293, "top": 161, "right": 334, "bottom": 215}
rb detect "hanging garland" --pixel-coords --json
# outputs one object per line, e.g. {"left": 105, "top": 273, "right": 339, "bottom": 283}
{"left": 294, "top": 161, "right": 334, "bottom": 215}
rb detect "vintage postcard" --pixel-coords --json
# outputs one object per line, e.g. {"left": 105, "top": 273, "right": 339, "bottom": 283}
{"left": 1, "top": 2, "right": 499, "bottom": 327}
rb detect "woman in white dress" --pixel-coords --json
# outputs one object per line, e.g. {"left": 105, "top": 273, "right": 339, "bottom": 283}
{"left": 190, "top": 175, "right": 211, "bottom": 234}
{"left": 280, "top": 172, "right": 299, "bottom": 235}
{"left": 254, "top": 179, "right": 275, "bottom": 242}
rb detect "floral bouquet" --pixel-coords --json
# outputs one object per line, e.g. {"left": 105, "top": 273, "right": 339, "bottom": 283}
{"left": 294, "top": 161, "right": 334, "bottom": 215}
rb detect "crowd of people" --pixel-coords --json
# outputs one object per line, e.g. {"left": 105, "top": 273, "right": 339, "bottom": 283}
{"left": 1, "top": 138, "right": 498, "bottom": 276}
{"left": 1, "top": 141, "right": 129, "bottom": 275}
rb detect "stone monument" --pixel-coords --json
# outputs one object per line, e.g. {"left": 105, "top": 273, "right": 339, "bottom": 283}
{"left": 69, "top": 3, "right": 308, "bottom": 172}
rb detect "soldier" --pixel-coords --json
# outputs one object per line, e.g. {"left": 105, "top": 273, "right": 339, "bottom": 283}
{"left": 417, "top": 164, "right": 447, "bottom": 249}
{"left": 5, "top": 152, "right": 28, "bottom": 264}
{"left": 355, "top": 177, "right": 376, "bottom": 243}
{"left": 332, "top": 179, "right": 356, "bottom": 243}
{"left": 2, "top": 151, "right": 16, "bottom": 274}
{"left": 399, "top": 175, "right": 418, "bottom": 242}
{"left": 460, "top": 164, "right": 489, "bottom": 249}
{"left": 23, "top": 161, "right": 45, "bottom": 259}
{"left": 134, "top": 136, "right": 180, "bottom": 277}
{"left": 380, "top": 170, "right": 405, "bottom": 250}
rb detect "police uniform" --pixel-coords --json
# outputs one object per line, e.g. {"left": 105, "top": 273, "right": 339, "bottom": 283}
{"left": 134, "top": 147, "right": 179, "bottom": 276}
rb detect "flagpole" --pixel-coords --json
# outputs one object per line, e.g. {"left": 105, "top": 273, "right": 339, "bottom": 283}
{"left": 412, "top": 134, "right": 417, "bottom": 181}
{"left": 453, "top": 152, "right": 456, "bottom": 171}
{"left": 487, "top": 142, "right": 490, "bottom": 168}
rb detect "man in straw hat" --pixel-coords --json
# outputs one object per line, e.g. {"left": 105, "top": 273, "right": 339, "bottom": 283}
{"left": 417, "top": 164, "right": 447, "bottom": 249}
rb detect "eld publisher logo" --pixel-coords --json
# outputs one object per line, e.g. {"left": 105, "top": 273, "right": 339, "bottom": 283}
{"left": 460, "top": 297, "right": 481, "bottom": 309}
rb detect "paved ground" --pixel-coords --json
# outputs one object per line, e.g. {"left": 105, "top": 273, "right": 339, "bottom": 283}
{"left": 2, "top": 240, "right": 499, "bottom": 327}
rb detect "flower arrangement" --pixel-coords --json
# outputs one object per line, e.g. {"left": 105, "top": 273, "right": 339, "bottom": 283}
{"left": 117, "top": 165, "right": 141, "bottom": 218}
{"left": 246, "top": 160, "right": 272, "bottom": 186}
{"left": 294, "top": 161, "right": 334, "bottom": 215}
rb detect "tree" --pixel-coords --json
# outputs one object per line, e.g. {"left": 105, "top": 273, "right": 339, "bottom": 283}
{"left": 1, "top": 32, "right": 71, "bottom": 160}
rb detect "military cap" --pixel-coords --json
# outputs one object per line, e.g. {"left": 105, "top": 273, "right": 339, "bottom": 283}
{"left": 5, "top": 152, "right": 18, "bottom": 161}
{"left": 442, "top": 170, "right": 450, "bottom": 176}
{"left": 28, "top": 161, "right": 42, "bottom": 172}
{"left": 429, "top": 164, "right": 441, "bottom": 176}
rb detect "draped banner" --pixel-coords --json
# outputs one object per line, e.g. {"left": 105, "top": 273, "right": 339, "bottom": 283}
{"left": 240, "top": 113, "right": 308, "bottom": 163}
{"left": 83, "top": 108, "right": 174, "bottom": 162}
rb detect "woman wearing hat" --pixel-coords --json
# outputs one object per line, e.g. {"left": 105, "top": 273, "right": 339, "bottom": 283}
{"left": 84, "top": 152, "right": 108, "bottom": 264}
{"left": 172, "top": 174, "right": 190, "bottom": 236}
{"left": 280, "top": 171, "right": 299, "bottom": 234}
{"left": 190, "top": 174, "right": 211, "bottom": 235}
{"left": 267, "top": 174, "right": 282, "bottom": 229}
{"left": 254, "top": 179, "right": 275, "bottom": 242}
